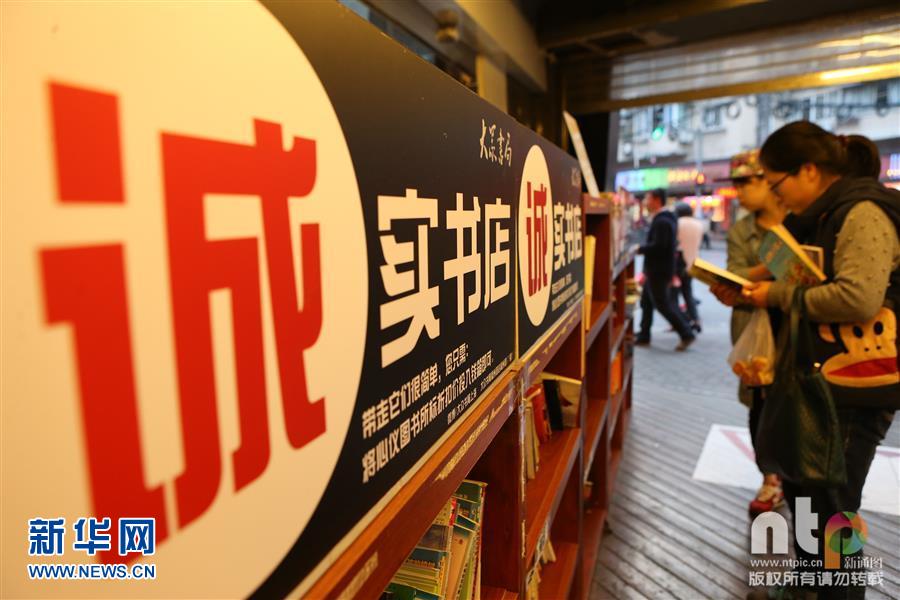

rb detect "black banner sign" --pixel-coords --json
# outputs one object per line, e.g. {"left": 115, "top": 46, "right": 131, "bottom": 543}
{"left": 0, "top": 1, "right": 580, "bottom": 597}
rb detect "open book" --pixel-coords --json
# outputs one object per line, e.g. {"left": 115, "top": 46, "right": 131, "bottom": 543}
{"left": 758, "top": 225, "right": 826, "bottom": 286}
{"left": 688, "top": 257, "right": 751, "bottom": 290}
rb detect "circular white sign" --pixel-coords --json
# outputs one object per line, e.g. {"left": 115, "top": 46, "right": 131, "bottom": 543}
{"left": 0, "top": 2, "right": 366, "bottom": 597}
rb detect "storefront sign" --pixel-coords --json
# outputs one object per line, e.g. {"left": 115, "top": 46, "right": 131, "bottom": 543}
{"left": 0, "top": 1, "right": 579, "bottom": 598}
{"left": 614, "top": 161, "right": 731, "bottom": 192}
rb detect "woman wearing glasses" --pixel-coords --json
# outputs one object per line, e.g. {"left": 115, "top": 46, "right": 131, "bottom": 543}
{"left": 743, "top": 121, "right": 900, "bottom": 600}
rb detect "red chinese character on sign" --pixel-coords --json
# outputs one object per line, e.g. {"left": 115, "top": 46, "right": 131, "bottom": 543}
{"left": 162, "top": 118, "right": 323, "bottom": 526}
{"left": 42, "top": 84, "right": 167, "bottom": 563}
{"left": 526, "top": 182, "right": 548, "bottom": 295}
{"left": 40, "top": 82, "right": 325, "bottom": 558}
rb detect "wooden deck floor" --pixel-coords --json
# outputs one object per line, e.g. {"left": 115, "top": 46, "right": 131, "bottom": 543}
{"left": 588, "top": 248, "right": 900, "bottom": 600}
{"left": 589, "top": 379, "right": 900, "bottom": 600}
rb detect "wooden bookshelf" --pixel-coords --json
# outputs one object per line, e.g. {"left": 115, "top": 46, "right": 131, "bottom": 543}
{"left": 585, "top": 300, "right": 612, "bottom": 350}
{"left": 610, "top": 318, "right": 629, "bottom": 360}
{"left": 612, "top": 245, "right": 637, "bottom": 281}
{"left": 582, "top": 394, "right": 609, "bottom": 480}
{"left": 584, "top": 195, "right": 611, "bottom": 215}
{"left": 307, "top": 193, "right": 633, "bottom": 600}
{"left": 524, "top": 428, "right": 582, "bottom": 566}
{"left": 306, "top": 373, "right": 518, "bottom": 600}
{"left": 482, "top": 587, "right": 519, "bottom": 600}
{"left": 539, "top": 540, "right": 580, "bottom": 599}
{"left": 575, "top": 194, "right": 636, "bottom": 600}
{"left": 520, "top": 301, "right": 583, "bottom": 389}
{"left": 579, "top": 504, "right": 609, "bottom": 596}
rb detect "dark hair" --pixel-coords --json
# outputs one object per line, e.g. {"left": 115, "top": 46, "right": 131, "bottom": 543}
{"left": 674, "top": 202, "right": 693, "bottom": 218}
{"left": 759, "top": 121, "right": 881, "bottom": 179}
{"left": 648, "top": 188, "right": 667, "bottom": 204}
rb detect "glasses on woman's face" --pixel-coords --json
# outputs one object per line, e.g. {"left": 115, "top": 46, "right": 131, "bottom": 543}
{"left": 768, "top": 171, "right": 795, "bottom": 195}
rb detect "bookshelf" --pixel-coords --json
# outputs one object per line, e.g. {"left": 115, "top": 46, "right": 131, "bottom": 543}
{"left": 577, "top": 193, "right": 636, "bottom": 600}
{"left": 307, "top": 193, "right": 634, "bottom": 600}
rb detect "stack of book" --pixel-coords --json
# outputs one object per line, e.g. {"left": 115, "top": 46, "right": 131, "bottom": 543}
{"left": 523, "top": 374, "right": 583, "bottom": 480}
{"left": 384, "top": 480, "right": 487, "bottom": 600}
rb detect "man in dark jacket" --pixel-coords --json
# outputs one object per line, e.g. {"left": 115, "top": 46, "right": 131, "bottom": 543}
{"left": 636, "top": 189, "right": 696, "bottom": 351}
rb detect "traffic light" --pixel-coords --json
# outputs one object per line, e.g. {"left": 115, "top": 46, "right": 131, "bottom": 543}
{"left": 651, "top": 106, "right": 665, "bottom": 140}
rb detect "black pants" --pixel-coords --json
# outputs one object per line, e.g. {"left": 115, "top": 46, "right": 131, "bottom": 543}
{"left": 781, "top": 408, "right": 894, "bottom": 599}
{"left": 638, "top": 275, "right": 695, "bottom": 341}
{"left": 749, "top": 387, "right": 765, "bottom": 451}
{"left": 669, "top": 271, "right": 699, "bottom": 325}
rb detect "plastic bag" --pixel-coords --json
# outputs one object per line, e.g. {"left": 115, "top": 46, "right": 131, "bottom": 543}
{"left": 728, "top": 309, "right": 775, "bottom": 386}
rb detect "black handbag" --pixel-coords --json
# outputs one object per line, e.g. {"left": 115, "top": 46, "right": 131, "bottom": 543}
{"left": 755, "top": 288, "right": 847, "bottom": 487}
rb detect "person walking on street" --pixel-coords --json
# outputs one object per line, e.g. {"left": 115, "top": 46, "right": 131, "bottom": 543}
{"left": 636, "top": 189, "right": 696, "bottom": 351}
{"left": 671, "top": 201, "right": 704, "bottom": 332}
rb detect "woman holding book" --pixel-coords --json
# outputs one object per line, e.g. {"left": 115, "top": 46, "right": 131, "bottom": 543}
{"left": 710, "top": 149, "right": 788, "bottom": 517}
{"left": 743, "top": 121, "right": 900, "bottom": 600}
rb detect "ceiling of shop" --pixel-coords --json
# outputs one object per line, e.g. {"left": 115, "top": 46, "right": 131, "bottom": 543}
{"left": 515, "top": 0, "right": 900, "bottom": 112}
{"left": 523, "top": 0, "right": 894, "bottom": 59}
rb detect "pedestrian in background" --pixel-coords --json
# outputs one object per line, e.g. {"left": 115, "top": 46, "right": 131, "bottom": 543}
{"left": 636, "top": 189, "right": 697, "bottom": 351}
{"left": 671, "top": 201, "right": 704, "bottom": 333}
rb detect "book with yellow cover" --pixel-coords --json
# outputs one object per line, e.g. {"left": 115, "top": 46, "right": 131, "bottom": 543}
{"left": 584, "top": 234, "right": 597, "bottom": 300}
{"left": 688, "top": 257, "right": 752, "bottom": 291}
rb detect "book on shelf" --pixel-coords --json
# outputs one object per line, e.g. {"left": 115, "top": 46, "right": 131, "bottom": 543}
{"left": 385, "top": 481, "right": 486, "bottom": 600}
{"left": 611, "top": 351, "right": 623, "bottom": 397}
{"left": 541, "top": 372, "right": 582, "bottom": 429}
{"left": 524, "top": 521, "right": 557, "bottom": 600}
{"left": 688, "top": 257, "right": 752, "bottom": 290}
{"left": 526, "top": 383, "right": 552, "bottom": 444}
{"left": 446, "top": 515, "right": 475, "bottom": 600}
{"left": 758, "top": 224, "right": 826, "bottom": 286}
{"left": 536, "top": 521, "right": 557, "bottom": 566}
{"left": 452, "top": 482, "right": 486, "bottom": 600}
{"left": 584, "top": 234, "right": 597, "bottom": 303}
{"left": 524, "top": 399, "right": 538, "bottom": 480}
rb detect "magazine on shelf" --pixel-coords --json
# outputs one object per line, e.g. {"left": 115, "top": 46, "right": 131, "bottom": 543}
{"left": 387, "top": 482, "right": 486, "bottom": 600}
